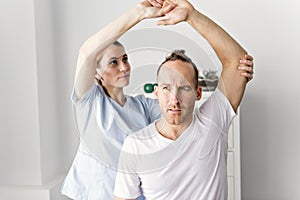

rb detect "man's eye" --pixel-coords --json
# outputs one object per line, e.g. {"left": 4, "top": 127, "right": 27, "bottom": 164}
{"left": 162, "top": 86, "right": 170, "bottom": 91}
{"left": 179, "top": 86, "right": 192, "bottom": 91}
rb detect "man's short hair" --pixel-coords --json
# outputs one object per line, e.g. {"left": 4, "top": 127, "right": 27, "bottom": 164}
{"left": 157, "top": 50, "right": 199, "bottom": 88}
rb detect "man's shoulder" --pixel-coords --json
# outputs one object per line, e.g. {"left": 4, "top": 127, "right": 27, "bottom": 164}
{"left": 126, "top": 121, "right": 156, "bottom": 141}
{"left": 122, "top": 121, "right": 159, "bottom": 154}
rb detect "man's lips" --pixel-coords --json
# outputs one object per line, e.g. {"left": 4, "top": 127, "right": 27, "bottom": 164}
{"left": 167, "top": 108, "right": 182, "bottom": 113}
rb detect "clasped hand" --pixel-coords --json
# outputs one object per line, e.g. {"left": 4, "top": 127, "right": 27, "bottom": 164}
{"left": 140, "top": 0, "right": 194, "bottom": 25}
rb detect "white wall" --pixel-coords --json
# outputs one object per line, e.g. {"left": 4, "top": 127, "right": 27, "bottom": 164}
{"left": 1, "top": 0, "right": 300, "bottom": 199}
{"left": 235, "top": 1, "right": 300, "bottom": 199}
{"left": 33, "top": 0, "right": 62, "bottom": 185}
{"left": 0, "top": 0, "right": 68, "bottom": 199}
{"left": 0, "top": 0, "right": 42, "bottom": 186}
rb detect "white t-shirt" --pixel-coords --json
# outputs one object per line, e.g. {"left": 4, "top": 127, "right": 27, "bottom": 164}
{"left": 61, "top": 84, "right": 161, "bottom": 200}
{"left": 114, "top": 88, "right": 236, "bottom": 200}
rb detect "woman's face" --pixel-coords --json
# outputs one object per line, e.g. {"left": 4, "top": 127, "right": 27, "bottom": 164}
{"left": 97, "top": 44, "right": 131, "bottom": 89}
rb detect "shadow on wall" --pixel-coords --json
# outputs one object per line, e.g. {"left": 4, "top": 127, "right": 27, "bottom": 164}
{"left": 240, "top": 92, "right": 278, "bottom": 198}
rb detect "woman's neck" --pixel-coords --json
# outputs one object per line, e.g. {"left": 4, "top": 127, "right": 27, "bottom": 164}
{"left": 103, "top": 86, "right": 126, "bottom": 106}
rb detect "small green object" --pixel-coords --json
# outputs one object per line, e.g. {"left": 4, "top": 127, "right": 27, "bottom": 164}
{"left": 144, "top": 83, "right": 154, "bottom": 93}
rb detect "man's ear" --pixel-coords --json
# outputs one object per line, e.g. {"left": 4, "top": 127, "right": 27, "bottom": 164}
{"left": 154, "top": 85, "right": 159, "bottom": 98}
{"left": 196, "top": 86, "right": 202, "bottom": 100}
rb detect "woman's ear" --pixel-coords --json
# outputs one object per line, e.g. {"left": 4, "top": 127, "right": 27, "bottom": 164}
{"left": 95, "top": 68, "right": 102, "bottom": 80}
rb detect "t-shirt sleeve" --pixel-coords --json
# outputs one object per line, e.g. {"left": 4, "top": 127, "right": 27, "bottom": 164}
{"left": 114, "top": 138, "right": 142, "bottom": 199}
{"left": 198, "top": 88, "right": 236, "bottom": 133}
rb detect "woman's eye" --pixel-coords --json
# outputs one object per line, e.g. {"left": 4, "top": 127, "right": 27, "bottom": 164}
{"left": 122, "top": 56, "right": 128, "bottom": 63}
{"left": 109, "top": 60, "right": 118, "bottom": 65}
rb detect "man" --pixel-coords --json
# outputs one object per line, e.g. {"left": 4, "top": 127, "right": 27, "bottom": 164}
{"left": 114, "top": 0, "right": 253, "bottom": 199}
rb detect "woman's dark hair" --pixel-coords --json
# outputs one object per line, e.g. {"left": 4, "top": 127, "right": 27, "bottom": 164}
{"left": 157, "top": 50, "right": 199, "bottom": 88}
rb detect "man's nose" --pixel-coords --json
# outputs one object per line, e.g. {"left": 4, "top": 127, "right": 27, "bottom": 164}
{"left": 170, "top": 88, "right": 180, "bottom": 104}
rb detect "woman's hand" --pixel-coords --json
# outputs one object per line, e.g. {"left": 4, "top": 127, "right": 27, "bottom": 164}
{"left": 147, "top": 0, "right": 195, "bottom": 25}
{"left": 239, "top": 54, "right": 254, "bottom": 82}
{"left": 137, "top": 0, "right": 169, "bottom": 19}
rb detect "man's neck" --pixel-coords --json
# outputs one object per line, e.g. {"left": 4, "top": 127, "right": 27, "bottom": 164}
{"left": 155, "top": 118, "right": 192, "bottom": 140}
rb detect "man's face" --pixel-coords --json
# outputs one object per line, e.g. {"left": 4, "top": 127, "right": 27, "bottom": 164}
{"left": 154, "top": 60, "right": 202, "bottom": 127}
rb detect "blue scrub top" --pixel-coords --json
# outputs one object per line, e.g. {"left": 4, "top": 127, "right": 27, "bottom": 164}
{"left": 61, "top": 84, "right": 161, "bottom": 200}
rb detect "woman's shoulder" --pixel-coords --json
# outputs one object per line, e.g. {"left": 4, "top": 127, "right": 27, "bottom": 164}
{"left": 128, "top": 93, "right": 157, "bottom": 103}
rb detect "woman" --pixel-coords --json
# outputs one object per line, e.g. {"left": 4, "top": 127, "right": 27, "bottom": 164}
{"left": 61, "top": 1, "right": 254, "bottom": 199}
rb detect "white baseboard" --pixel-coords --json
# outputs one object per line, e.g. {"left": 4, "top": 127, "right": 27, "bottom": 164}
{"left": 0, "top": 175, "right": 70, "bottom": 200}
